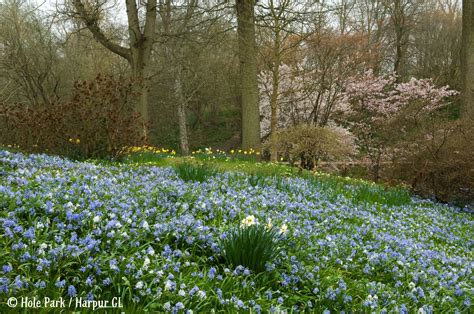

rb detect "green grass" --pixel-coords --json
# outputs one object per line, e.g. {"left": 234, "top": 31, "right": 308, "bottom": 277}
{"left": 173, "top": 162, "right": 218, "bottom": 182}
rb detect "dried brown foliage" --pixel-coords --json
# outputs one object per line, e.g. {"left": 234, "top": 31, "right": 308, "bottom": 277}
{"left": 389, "top": 118, "right": 474, "bottom": 205}
{"left": 0, "top": 74, "right": 144, "bottom": 159}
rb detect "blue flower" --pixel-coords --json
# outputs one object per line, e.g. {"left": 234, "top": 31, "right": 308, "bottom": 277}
{"left": 265, "top": 290, "right": 272, "bottom": 300}
{"left": 68, "top": 285, "right": 77, "bottom": 297}
{"left": 86, "top": 292, "right": 94, "bottom": 300}
{"left": 14, "top": 275, "right": 24, "bottom": 289}
{"left": 55, "top": 280, "right": 66, "bottom": 288}
{"left": 208, "top": 267, "right": 217, "bottom": 279}
{"left": 2, "top": 265, "right": 12, "bottom": 273}
{"left": 464, "top": 297, "right": 471, "bottom": 307}
{"left": 24, "top": 227, "right": 35, "bottom": 240}
{"left": 0, "top": 277, "right": 9, "bottom": 293}
{"left": 189, "top": 286, "right": 199, "bottom": 297}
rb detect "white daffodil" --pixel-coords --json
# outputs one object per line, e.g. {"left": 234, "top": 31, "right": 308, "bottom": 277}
{"left": 143, "top": 257, "right": 150, "bottom": 269}
{"left": 279, "top": 224, "right": 288, "bottom": 234}
{"left": 240, "top": 215, "right": 257, "bottom": 227}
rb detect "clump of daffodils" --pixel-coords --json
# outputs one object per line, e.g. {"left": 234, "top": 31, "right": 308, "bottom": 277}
{"left": 68, "top": 138, "right": 80, "bottom": 144}
{"left": 120, "top": 145, "right": 176, "bottom": 156}
{"left": 220, "top": 215, "right": 289, "bottom": 273}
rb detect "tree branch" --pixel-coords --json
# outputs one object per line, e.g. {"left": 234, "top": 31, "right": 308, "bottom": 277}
{"left": 73, "top": 0, "right": 131, "bottom": 62}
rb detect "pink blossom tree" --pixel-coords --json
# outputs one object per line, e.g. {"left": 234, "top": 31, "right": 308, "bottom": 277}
{"left": 341, "top": 70, "right": 458, "bottom": 181}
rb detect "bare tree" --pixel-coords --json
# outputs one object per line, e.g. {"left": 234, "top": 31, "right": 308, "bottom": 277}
{"left": 70, "top": 0, "right": 157, "bottom": 140}
{"left": 256, "top": 0, "right": 318, "bottom": 161}
{"left": 352, "top": 0, "right": 387, "bottom": 73}
{"left": 158, "top": 0, "right": 199, "bottom": 155}
{"left": 0, "top": 0, "right": 60, "bottom": 105}
{"left": 410, "top": 0, "right": 461, "bottom": 86}
{"left": 384, "top": 0, "right": 423, "bottom": 81}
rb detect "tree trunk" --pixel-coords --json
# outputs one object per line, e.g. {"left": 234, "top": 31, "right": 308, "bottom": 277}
{"left": 269, "top": 26, "right": 281, "bottom": 163}
{"left": 394, "top": 30, "right": 403, "bottom": 79}
{"left": 462, "top": 0, "right": 474, "bottom": 118}
{"left": 236, "top": 0, "right": 261, "bottom": 151}
{"left": 73, "top": 0, "right": 157, "bottom": 141}
{"left": 131, "top": 65, "right": 150, "bottom": 142}
{"left": 128, "top": 0, "right": 156, "bottom": 142}
{"left": 392, "top": 0, "right": 404, "bottom": 82}
{"left": 175, "top": 72, "right": 190, "bottom": 155}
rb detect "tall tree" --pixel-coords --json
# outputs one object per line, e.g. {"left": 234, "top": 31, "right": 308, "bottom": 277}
{"left": 257, "top": 0, "right": 317, "bottom": 161}
{"left": 236, "top": 0, "right": 261, "bottom": 150}
{"left": 0, "top": 0, "right": 60, "bottom": 105}
{"left": 462, "top": 0, "right": 474, "bottom": 117}
{"left": 71, "top": 0, "right": 157, "bottom": 140}
{"left": 158, "top": 0, "right": 199, "bottom": 155}
{"left": 385, "top": 0, "right": 422, "bottom": 81}
{"left": 352, "top": 0, "right": 387, "bottom": 74}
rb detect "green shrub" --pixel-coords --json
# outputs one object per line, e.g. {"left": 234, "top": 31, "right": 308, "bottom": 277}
{"left": 220, "top": 218, "right": 284, "bottom": 273}
{"left": 272, "top": 124, "right": 356, "bottom": 170}
{"left": 174, "top": 162, "right": 217, "bottom": 182}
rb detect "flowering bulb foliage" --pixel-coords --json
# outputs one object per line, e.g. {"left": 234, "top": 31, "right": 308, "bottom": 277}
{"left": 221, "top": 216, "right": 285, "bottom": 273}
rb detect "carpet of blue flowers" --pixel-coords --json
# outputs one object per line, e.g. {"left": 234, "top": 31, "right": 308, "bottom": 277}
{"left": 0, "top": 150, "right": 473, "bottom": 312}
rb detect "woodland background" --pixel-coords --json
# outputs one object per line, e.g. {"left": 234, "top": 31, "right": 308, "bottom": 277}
{"left": 0, "top": 0, "right": 473, "bottom": 204}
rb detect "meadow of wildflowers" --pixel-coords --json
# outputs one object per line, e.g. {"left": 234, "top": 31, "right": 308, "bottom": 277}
{"left": 0, "top": 149, "right": 472, "bottom": 312}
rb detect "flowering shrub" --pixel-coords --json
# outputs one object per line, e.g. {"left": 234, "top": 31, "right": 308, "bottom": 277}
{"left": 340, "top": 70, "right": 458, "bottom": 181}
{"left": 259, "top": 61, "right": 346, "bottom": 139}
{"left": 0, "top": 150, "right": 472, "bottom": 312}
